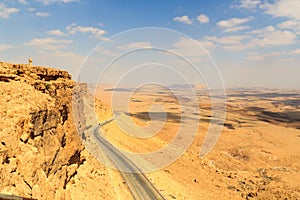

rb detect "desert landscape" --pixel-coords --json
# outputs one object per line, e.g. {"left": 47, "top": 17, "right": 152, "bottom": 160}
{"left": 1, "top": 61, "right": 299, "bottom": 199}
{"left": 93, "top": 84, "right": 300, "bottom": 199}
{"left": 1, "top": 0, "right": 299, "bottom": 199}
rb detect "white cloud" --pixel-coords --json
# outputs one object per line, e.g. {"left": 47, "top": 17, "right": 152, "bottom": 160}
{"left": 233, "top": 0, "right": 300, "bottom": 35}
{"left": 217, "top": 16, "right": 254, "bottom": 32}
{"left": 232, "top": 0, "right": 261, "bottom": 10}
{"left": 261, "top": 0, "right": 300, "bottom": 20}
{"left": 293, "top": 49, "right": 300, "bottom": 54}
{"left": 245, "top": 48, "right": 300, "bottom": 60}
{"left": 0, "top": 44, "right": 13, "bottom": 51}
{"left": 199, "top": 40, "right": 215, "bottom": 50}
{"left": 47, "top": 29, "right": 64, "bottom": 36}
{"left": 209, "top": 25, "right": 298, "bottom": 51}
{"left": 25, "top": 37, "right": 73, "bottom": 50}
{"left": 45, "top": 23, "right": 107, "bottom": 39}
{"left": 222, "top": 43, "right": 254, "bottom": 51}
{"left": 223, "top": 25, "right": 250, "bottom": 33}
{"left": 36, "top": 12, "right": 50, "bottom": 17}
{"left": 171, "top": 37, "right": 215, "bottom": 59}
{"left": 206, "top": 35, "right": 253, "bottom": 51}
{"left": 35, "top": 0, "right": 79, "bottom": 5}
{"left": 28, "top": 7, "right": 36, "bottom": 12}
{"left": 277, "top": 19, "right": 300, "bottom": 35}
{"left": 19, "top": 0, "right": 28, "bottom": 5}
{"left": 278, "top": 20, "right": 299, "bottom": 29}
{"left": 250, "top": 25, "right": 297, "bottom": 46}
{"left": 174, "top": 38, "right": 213, "bottom": 50}
{"left": 0, "top": 3, "right": 19, "bottom": 19}
{"left": 245, "top": 53, "right": 264, "bottom": 60}
{"left": 66, "top": 23, "right": 107, "bottom": 39}
{"left": 118, "top": 42, "right": 152, "bottom": 50}
{"left": 173, "top": 15, "right": 192, "bottom": 25}
{"left": 197, "top": 14, "right": 209, "bottom": 24}
{"left": 206, "top": 35, "right": 250, "bottom": 45}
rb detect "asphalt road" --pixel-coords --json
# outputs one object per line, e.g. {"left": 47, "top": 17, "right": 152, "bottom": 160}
{"left": 93, "top": 124, "right": 165, "bottom": 200}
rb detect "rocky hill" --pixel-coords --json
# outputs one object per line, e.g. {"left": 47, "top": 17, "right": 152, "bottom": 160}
{"left": 0, "top": 62, "right": 126, "bottom": 199}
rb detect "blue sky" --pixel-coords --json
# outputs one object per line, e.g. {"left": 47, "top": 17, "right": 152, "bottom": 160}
{"left": 0, "top": 0, "right": 299, "bottom": 88}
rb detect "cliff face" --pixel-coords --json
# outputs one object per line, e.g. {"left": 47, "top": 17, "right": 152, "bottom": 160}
{"left": 0, "top": 62, "right": 84, "bottom": 199}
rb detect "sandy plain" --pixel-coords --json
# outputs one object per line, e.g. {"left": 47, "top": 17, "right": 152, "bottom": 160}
{"left": 93, "top": 84, "right": 300, "bottom": 199}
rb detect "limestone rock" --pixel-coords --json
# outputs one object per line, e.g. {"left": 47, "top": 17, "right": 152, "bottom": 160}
{"left": 0, "top": 62, "right": 84, "bottom": 199}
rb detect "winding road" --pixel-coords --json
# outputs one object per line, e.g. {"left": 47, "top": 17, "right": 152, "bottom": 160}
{"left": 93, "top": 121, "right": 165, "bottom": 200}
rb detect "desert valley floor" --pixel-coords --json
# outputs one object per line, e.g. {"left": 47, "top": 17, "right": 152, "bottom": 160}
{"left": 88, "top": 85, "right": 300, "bottom": 199}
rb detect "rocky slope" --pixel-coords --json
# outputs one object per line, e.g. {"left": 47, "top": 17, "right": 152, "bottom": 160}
{"left": 0, "top": 62, "right": 127, "bottom": 200}
{"left": 0, "top": 62, "right": 84, "bottom": 199}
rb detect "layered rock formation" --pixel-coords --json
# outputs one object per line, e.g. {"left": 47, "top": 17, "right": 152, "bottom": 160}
{"left": 0, "top": 62, "right": 84, "bottom": 199}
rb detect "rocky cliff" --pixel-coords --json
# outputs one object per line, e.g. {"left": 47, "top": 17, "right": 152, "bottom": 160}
{"left": 0, "top": 62, "right": 85, "bottom": 199}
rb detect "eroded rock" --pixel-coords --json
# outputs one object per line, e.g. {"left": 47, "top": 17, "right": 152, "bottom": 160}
{"left": 0, "top": 62, "right": 83, "bottom": 199}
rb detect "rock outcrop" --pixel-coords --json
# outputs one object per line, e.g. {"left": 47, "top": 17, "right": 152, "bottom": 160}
{"left": 0, "top": 62, "right": 84, "bottom": 199}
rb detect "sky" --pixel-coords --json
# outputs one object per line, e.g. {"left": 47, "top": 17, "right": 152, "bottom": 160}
{"left": 0, "top": 0, "right": 299, "bottom": 88}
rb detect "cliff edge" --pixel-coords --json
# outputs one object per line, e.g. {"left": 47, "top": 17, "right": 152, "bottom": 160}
{"left": 0, "top": 61, "right": 114, "bottom": 200}
{"left": 0, "top": 62, "right": 86, "bottom": 199}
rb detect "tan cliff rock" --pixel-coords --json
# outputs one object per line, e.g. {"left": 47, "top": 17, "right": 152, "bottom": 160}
{"left": 0, "top": 62, "right": 120, "bottom": 200}
{"left": 0, "top": 62, "right": 84, "bottom": 199}
{"left": 0, "top": 62, "right": 130, "bottom": 200}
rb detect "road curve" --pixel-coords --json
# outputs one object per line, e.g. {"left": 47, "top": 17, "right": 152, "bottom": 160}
{"left": 93, "top": 125, "right": 165, "bottom": 200}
